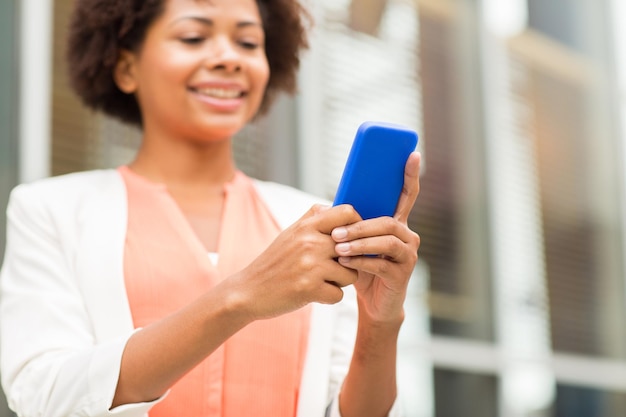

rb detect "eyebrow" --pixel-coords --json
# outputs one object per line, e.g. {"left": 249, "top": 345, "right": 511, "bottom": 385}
{"left": 170, "top": 16, "right": 263, "bottom": 29}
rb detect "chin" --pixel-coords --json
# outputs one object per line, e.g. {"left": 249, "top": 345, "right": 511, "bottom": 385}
{"left": 203, "top": 114, "right": 252, "bottom": 137}
{"left": 181, "top": 118, "right": 245, "bottom": 143}
{"left": 196, "top": 125, "right": 242, "bottom": 143}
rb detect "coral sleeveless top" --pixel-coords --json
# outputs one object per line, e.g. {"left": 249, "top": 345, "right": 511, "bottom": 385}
{"left": 119, "top": 166, "right": 311, "bottom": 417}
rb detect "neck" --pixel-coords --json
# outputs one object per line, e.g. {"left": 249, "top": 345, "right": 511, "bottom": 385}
{"left": 128, "top": 131, "right": 236, "bottom": 253}
{"left": 129, "top": 133, "right": 237, "bottom": 191}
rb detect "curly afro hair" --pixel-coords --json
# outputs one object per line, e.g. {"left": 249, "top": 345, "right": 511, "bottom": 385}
{"left": 67, "top": 0, "right": 311, "bottom": 127}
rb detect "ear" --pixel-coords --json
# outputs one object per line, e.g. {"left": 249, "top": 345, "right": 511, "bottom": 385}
{"left": 113, "top": 49, "right": 138, "bottom": 94}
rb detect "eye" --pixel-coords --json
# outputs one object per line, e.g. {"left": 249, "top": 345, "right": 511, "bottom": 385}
{"left": 239, "top": 40, "right": 261, "bottom": 50}
{"left": 180, "top": 36, "right": 205, "bottom": 45}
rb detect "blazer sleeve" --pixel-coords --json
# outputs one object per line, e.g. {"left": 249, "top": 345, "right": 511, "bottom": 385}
{"left": 0, "top": 183, "right": 160, "bottom": 417}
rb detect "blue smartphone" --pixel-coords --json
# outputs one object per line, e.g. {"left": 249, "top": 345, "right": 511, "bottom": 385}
{"left": 332, "top": 121, "right": 418, "bottom": 219}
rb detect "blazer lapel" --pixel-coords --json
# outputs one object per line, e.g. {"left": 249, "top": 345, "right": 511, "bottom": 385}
{"left": 75, "top": 170, "right": 135, "bottom": 342}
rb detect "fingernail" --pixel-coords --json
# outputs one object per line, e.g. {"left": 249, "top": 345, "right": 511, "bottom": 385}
{"left": 336, "top": 242, "right": 351, "bottom": 254}
{"left": 338, "top": 256, "right": 351, "bottom": 264}
{"left": 332, "top": 227, "right": 348, "bottom": 240}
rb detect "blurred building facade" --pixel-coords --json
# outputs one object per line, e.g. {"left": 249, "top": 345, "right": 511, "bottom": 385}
{"left": 2, "top": 0, "right": 626, "bottom": 416}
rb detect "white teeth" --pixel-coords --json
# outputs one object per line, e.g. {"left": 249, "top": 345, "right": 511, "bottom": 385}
{"left": 195, "top": 88, "right": 241, "bottom": 99}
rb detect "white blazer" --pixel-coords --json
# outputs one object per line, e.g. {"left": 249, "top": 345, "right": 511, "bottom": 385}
{"left": 0, "top": 170, "right": 401, "bottom": 417}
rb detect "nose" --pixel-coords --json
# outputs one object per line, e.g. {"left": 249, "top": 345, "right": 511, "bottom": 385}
{"left": 208, "top": 36, "right": 242, "bottom": 73}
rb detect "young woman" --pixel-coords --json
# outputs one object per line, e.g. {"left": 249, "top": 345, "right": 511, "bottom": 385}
{"left": 0, "top": 0, "right": 421, "bottom": 416}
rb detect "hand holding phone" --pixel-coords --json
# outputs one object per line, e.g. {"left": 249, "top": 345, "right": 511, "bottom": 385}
{"left": 332, "top": 121, "right": 419, "bottom": 220}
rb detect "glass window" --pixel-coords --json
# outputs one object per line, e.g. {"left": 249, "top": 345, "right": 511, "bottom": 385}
{"left": 527, "top": 0, "right": 586, "bottom": 53}
{"left": 415, "top": 0, "right": 493, "bottom": 341}
{"left": 520, "top": 0, "right": 626, "bottom": 359}
{"left": 434, "top": 369, "right": 498, "bottom": 417}
{"left": 551, "top": 384, "right": 626, "bottom": 417}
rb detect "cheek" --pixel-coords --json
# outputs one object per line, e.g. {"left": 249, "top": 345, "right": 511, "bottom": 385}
{"left": 254, "top": 57, "right": 270, "bottom": 89}
{"left": 135, "top": 58, "right": 193, "bottom": 117}
{"left": 156, "top": 60, "right": 195, "bottom": 88}
{"left": 143, "top": 46, "right": 196, "bottom": 86}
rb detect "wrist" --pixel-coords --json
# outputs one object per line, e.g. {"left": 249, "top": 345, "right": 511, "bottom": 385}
{"left": 211, "top": 274, "right": 256, "bottom": 328}
{"left": 354, "top": 307, "right": 403, "bottom": 359}
{"left": 357, "top": 313, "right": 404, "bottom": 340}
{"left": 356, "top": 298, "right": 405, "bottom": 329}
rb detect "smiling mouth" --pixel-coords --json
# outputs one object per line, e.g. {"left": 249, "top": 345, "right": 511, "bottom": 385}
{"left": 191, "top": 87, "right": 245, "bottom": 99}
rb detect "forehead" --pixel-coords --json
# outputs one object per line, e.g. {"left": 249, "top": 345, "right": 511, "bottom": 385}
{"left": 161, "top": 0, "right": 262, "bottom": 21}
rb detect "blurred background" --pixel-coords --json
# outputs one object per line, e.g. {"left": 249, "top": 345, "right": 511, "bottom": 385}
{"left": 2, "top": 0, "right": 626, "bottom": 416}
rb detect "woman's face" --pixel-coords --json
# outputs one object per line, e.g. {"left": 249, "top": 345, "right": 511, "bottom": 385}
{"left": 117, "top": 0, "right": 269, "bottom": 142}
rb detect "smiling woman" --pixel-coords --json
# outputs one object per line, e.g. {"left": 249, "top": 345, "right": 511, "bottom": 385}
{"left": 67, "top": 0, "right": 308, "bottom": 126}
{"left": 111, "top": 0, "right": 270, "bottom": 143}
{"left": 0, "top": 0, "right": 421, "bottom": 417}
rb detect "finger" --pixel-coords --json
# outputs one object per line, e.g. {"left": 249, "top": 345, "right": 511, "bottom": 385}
{"left": 338, "top": 250, "right": 417, "bottom": 277}
{"left": 286, "top": 204, "right": 357, "bottom": 258}
{"left": 337, "top": 256, "right": 399, "bottom": 281}
{"left": 324, "top": 264, "right": 358, "bottom": 288}
{"left": 394, "top": 152, "right": 421, "bottom": 224}
{"left": 311, "top": 204, "right": 362, "bottom": 235}
{"left": 316, "top": 283, "right": 345, "bottom": 305}
{"left": 335, "top": 235, "right": 409, "bottom": 263}
{"left": 332, "top": 216, "right": 416, "bottom": 245}
{"left": 299, "top": 203, "right": 331, "bottom": 219}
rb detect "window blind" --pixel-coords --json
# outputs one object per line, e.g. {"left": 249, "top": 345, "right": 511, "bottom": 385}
{"left": 314, "top": 0, "right": 422, "bottom": 202}
{"left": 509, "top": 30, "right": 626, "bottom": 359}
{"left": 415, "top": 0, "right": 493, "bottom": 340}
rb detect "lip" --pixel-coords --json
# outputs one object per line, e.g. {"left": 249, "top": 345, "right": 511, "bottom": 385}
{"left": 188, "top": 81, "right": 248, "bottom": 112}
